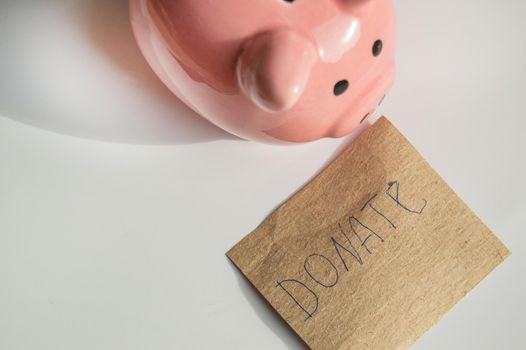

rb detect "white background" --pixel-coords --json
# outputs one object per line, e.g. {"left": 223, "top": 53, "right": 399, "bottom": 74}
{"left": 0, "top": 0, "right": 524, "bottom": 349}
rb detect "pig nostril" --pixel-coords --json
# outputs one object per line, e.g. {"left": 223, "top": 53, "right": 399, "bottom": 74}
{"left": 333, "top": 80, "right": 349, "bottom": 96}
{"left": 283, "top": 0, "right": 295, "bottom": 3}
{"left": 373, "top": 40, "right": 383, "bottom": 56}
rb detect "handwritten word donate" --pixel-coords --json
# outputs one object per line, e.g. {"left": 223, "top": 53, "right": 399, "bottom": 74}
{"left": 276, "top": 181, "right": 428, "bottom": 321}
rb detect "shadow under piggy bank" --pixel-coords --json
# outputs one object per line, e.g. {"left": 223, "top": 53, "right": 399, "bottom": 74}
{"left": 0, "top": 0, "right": 237, "bottom": 144}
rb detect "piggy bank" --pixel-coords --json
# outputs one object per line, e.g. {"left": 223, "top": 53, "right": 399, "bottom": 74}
{"left": 129, "top": 0, "right": 396, "bottom": 143}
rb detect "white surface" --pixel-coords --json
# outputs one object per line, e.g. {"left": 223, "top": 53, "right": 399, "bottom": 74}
{"left": 0, "top": 0, "right": 524, "bottom": 349}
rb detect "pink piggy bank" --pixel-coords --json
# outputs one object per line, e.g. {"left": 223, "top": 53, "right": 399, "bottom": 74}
{"left": 129, "top": 0, "right": 396, "bottom": 143}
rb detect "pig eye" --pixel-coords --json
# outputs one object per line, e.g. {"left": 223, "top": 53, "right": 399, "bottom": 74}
{"left": 373, "top": 40, "right": 383, "bottom": 56}
{"left": 333, "top": 80, "right": 349, "bottom": 96}
{"left": 283, "top": 0, "right": 295, "bottom": 2}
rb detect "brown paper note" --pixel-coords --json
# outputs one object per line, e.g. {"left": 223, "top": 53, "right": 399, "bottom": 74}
{"left": 227, "top": 117, "right": 510, "bottom": 350}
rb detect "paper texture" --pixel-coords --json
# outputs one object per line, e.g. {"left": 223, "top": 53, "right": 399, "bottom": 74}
{"left": 227, "top": 117, "right": 510, "bottom": 350}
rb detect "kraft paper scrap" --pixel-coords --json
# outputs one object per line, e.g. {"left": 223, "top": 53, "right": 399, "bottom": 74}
{"left": 227, "top": 117, "right": 510, "bottom": 350}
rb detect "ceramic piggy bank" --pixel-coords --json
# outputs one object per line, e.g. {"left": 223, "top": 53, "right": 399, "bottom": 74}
{"left": 130, "top": 0, "right": 396, "bottom": 142}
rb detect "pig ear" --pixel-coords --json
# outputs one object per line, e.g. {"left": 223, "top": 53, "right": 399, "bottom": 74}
{"left": 237, "top": 30, "right": 318, "bottom": 113}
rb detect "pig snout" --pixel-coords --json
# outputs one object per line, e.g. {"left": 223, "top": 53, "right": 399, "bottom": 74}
{"left": 236, "top": 30, "right": 318, "bottom": 113}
